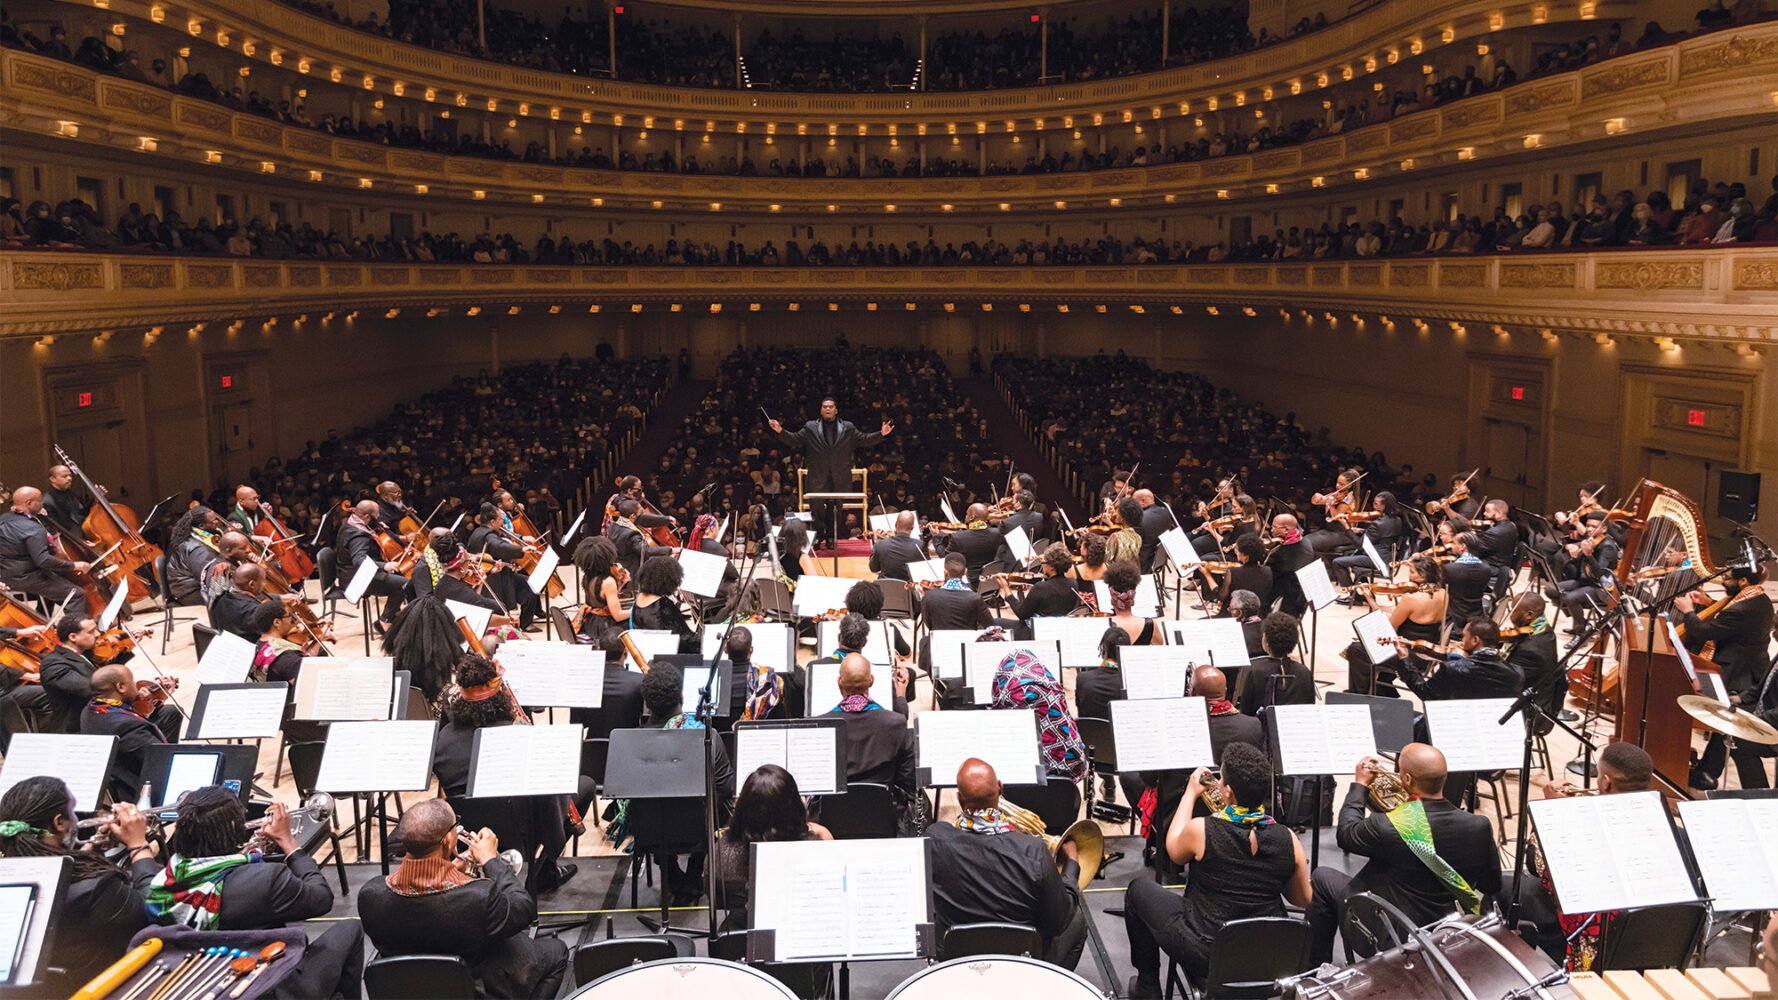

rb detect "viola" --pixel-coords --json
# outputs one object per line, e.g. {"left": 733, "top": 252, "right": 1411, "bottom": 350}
{"left": 92, "top": 625, "right": 142, "bottom": 665}
{"left": 54, "top": 445, "right": 157, "bottom": 603}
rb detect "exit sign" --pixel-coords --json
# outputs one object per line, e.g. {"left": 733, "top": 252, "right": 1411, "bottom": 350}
{"left": 1686, "top": 408, "right": 1707, "bottom": 427}
{"left": 1510, "top": 386, "right": 1525, "bottom": 401}
{"left": 77, "top": 391, "right": 92, "bottom": 408}
{"left": 220, "top": 374, "right": 234, "bottom": 389}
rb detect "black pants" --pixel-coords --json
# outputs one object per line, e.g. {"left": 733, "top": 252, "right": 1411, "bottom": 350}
{"left": 1331, "top": 552, "right": 1378, "bottom": 587}
{"left": 1307, "top": 529, "right": 1357, "bottom": 558}
{"left": 1345, "top": 643, "right": 1402, "bottom": 697}
{"left": 365, "top": 569, "right": 408, "bottom": 620}
{"left": 1307, "top": 867, "right": 1354, "bottom": 965}
{"left": 1124, "top": 872, "right": 1212, "bottom": 984}
{"left": 1699, "top": 733, "right": 1774, "bottom": 787}
{"left": 9, "top": 574, "right": 88, "bottom": 618}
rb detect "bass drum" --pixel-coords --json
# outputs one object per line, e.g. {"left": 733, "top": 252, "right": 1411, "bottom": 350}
{"left": 570, "top": 958, "right": 799, "bottom": 999}
{"left": 887, "top": 956, "right": 1107, "bottom": 999}
{"left": 1281, "top": 915, "right": 1565, "bottom": 999}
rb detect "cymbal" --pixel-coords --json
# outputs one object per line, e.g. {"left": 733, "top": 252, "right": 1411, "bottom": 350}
{"left": 1676, "top": 695, "right": 1778, "bottom": 745}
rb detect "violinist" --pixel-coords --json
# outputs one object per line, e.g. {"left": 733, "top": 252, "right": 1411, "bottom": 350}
{"left": 41, "top": 614, "right": 182, "bottom": 739}
{"left": 1549, "top": 481, "right": 1605, "bottom": 538}
{"left": 996, "top": 543, "right": 1084, "bottom": 623}
{"left": 1221, "top": 535, "right": 1275, "bottom": 615}
{"left": 162, "top": 505, "right": 226, "bottom": 606}
{"left": 571, "top": 537, "right": 629, "bottom": 645}
{"left": 1472, "top": 499, "right": 1521, "bottom": 602}
{"left": 868, "top": 511, "right": 925, "bottom": 582}
{"left": 1074, "top": 533, "right": 1111, "bottom": 594}
{"left": 1394, "top": 617, "right": 1523, "bottom": 805}
{"left": 338, "top": 499, "right": 408, "bottom": 631}
{"left": 0, "top": 486, "right": 92, "bottom": 617}
{"left": 1263, "top": 513, "right": 1317, "bottom": 617}
{"left": 1679, "top": 564, "right": 1774, "bottom": 790}
{"left": 1133, "top": 490, "right": 1177, "bottom": 570}
{"left": 1307, "top": 468, "right": 1363, "bottom": 558}
{"left": 1331, "top": 492, "right": 1407, "bottom": 588}
{"left": 1425, "top": 473, "right": 1480, "bottom": 522}
{"left": 467, "top": 503, "right": 539, "bottom": 633}
{"left": 934, "top": 503, "right": 1001, "bottom": 580}
{"left": 1632, "top": 542, "right": 1700, "bottom": 606}
{"left": 248, "top": 599, "right": 324, "bottom": 685}
{"left": 41, "top": 465, "right": 89, "bottom": 539}
{"left": 1442, "top": 531, "right": 1494, "bottom": 627}
{"left": 994, "top": 491, "right": 1045, "bottom": 565}
{"left": 1345, "top": 556, "right": 1446, "bottom": 698}
{"left": 1501, "top": 593, "right": 1562, "bottom": 727}
{"left": 1193, "top": 493, "right": 1260, "bottom": 559}
{"left": 1545, "top": 509, "right": 1620, "bottom": 628}
{"left": 80, "top": 663, "right": 169, "bottom": 804}
{"left": 1098, "top": 469, "right": 1134, "bottom": 512}
{"left": 1106, "top": 498, "right": 1144, "bottom": 566}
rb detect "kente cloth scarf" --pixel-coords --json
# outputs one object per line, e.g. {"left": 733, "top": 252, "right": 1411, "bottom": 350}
{"left": 1384, "top": 799, "right": 1482, "bottom": 914}
{"left": 385, "top": 853, "right": 480, "bottom": 897}
{"left": 954, "top": 808, "right": 1016, "bottom": 836}
{"left": 147, "top": 852, "right": 262, "bottom": 929}
{"left": 192, "top": 527, "right": 219, "bottom": 552}
{"left": 741, "top": 663, "right": 782, "bottom": 722}
{"left": 836, "top": 694, "right": 881, "bottom": 713}
{"left": 940, "top": 577, "right": 970, "bottom": 591}
{"left": 1216, "top": 803, "right": 1275, "bottom": 828}
{"left": 86, "top": 697, "right": 147, "bottom": 723}
{"left": 421, "top": 546, "right": 444, "bottom": 588}
{"left": 991, "top": 649, "right": 1087, "bottom": 781}
{"left": 1109, "top": 588, "right": 1138, "bottom": 614}
{"left": 1207, "top": 699, "right": 1238, "bottom": 716}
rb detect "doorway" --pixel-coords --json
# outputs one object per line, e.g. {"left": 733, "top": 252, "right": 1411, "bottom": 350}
{"left": 1482, "top": 418, "right": 1532, "bottom": 507}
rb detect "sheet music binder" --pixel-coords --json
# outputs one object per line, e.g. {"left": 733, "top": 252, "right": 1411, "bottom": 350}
{"left": 732, "top": 719, "right": 848, "bottom": 796}
{"left": 186, "top": 682, "right": 290, "bottom": 740}
{"left": 746, "top": 838, "right": 936, "bottom": 963}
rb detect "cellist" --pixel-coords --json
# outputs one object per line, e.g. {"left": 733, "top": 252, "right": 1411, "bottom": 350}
{"left": 0, "top": 486, "right": 93, "bottom": 617}
{"left": 228, "top": 485, "right": 313, "bottom": 583}
{"left": 601, "top": 476, "right": 678, "bottom": 536}
{"left": 467, "top": 504, "right": 539, "bottom": 633}
{"left": 338, "top": 500, "right": 408, "bottom": 632}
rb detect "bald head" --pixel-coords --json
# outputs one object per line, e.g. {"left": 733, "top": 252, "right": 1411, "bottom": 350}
{"left": 894, "top": 510, "right": 916, "bottom": 534}
{"left": 218, "top": 531, "right": 252, "bottom": 560}
{"left": 353, "top": 500, "right": 380, "bottom": 521}
{"left": 1398, "top": 743, "right": 1448, "bottom": 796}
{"left": 10, "top": 486, "right": 41, "bottom": 512}
{"left": 91, "top": 664, "right": 134, "bottom": 700}
{"left": 231, "top": 562, "right": 264, "bottom": 592}
{"left": 1134, "top": 489, "right": 1156, "bottom": 507}
{"left": 965, "top": 503, "right": 989, "bottom": 523}
{"left": 1271, "top": 512, "right": 1298, "bottom": 532}
{"left": 955, "top": 757, "right": 1002, "bottom": 812}
{"left": 394, "top": 798, "right": 458, "bottom": 858}
{"left": 235, "top": 485, "right": 258, "bottom": 506}
{"left": 1509, "top": 592, "right": 1545, "bottom": 626}
{"left": 1191, "top": 664, "right": 1227, "bottom": 700}
{"left": 837, "top": 652, "right": 874, "bottom": 697}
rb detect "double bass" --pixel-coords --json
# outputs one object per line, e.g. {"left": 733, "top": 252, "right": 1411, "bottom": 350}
{"left": 53, "top": 446, "right": 159, "bottom": 603}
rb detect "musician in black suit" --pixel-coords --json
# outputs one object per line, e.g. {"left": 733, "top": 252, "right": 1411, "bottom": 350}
{"left": 1474, "top": 499, "right": 1521, "bottom": 602}
{"left": 1397, "top": 616, "right": 1524, "bottom": 805}
{"left": 1547, "top": 511, "right": 1620, "bottom": 627}
{"left": 936, "top": 503, "right": 1003, "bottom": 580}
{"left": 770, "top": 399, "right": 892, "bottom": 544}
{"left": 1679, "top": 564, "right": 1776, "bottom": 789}
{"left": 1134, "top": 489, "right": 1178, "bottom": 571}
{"left": 337, "top": 500, "right": 407, "bottom": 629}
{"left": 994, "top": 491, "right": 1045, "bottom": 565}
{"left": 1727, "top": 652, "right": 1777, "bottom": 789}
{"left": 605, "top": 497, "right": 673, "bottom": 584}
{"left": 1220, "top": 536, "right": 1275, "bottom": 612}
{"left": 817, "top": 654, "right": 920, "bottom": 830}
{"left": 1442, "top": 531, "right": 1494, "bottom": 626}
{"left": 1264, "top": 514, "right": 1316, "bottom": 617}
{"left": 0, "top": 486, "right": 91, "bottom": 616}
{"left": 1501, "top": 594, "right": 1562, "bottom": 726}
{"left": 1307, "top": 744, "right": 1502, "bottom": 964}
{"left": 1331, "top": 492, "right": 1407, "bottom": 587}
{"left": 360, "top": 798, "right": 568, "bottom": 999}
{"left": 868, "top": 511, "right": 927, "bottom": 582}
{"left": 996, "top": 543, "right": 1084, "bottom": 624}
{"left": 37, "top": 614, "right": 181, "bottom": 739}
{"left": 467, "top": 503, "right": 539, "bottom": 632}
{"left": 80, "top": 664, "right": 168, "bottom": 804}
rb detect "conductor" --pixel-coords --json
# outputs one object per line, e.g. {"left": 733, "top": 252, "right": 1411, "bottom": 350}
{"left": 769, "top": 398, "right": 894, "bottom": 545}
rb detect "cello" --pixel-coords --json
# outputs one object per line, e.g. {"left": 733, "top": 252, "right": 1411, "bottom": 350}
{"left": 54, "top": 446, "right": 158, "bottom": 603}
{"left": 504, "top": 509, "right": 566, "bottom": 601}
{"left": 246, "top": 501, "right": 315, "bottom": 583}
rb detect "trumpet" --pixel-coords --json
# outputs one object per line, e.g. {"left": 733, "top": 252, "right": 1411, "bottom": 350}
{"left": 998, "top": 799, "right": 1103, "bottom": 891}
{"left": 242, "top": 792, "right": 336, "bottom": 854}
{"left": 1543, "top": 780, "right": 1601, "bottom": 798}
{"left": 1197, "top": 768, "right": 1228, "bottom": 812}
{"left": 1363, "top": 758, "right": 1412, "bottom": 812}
{"left": 75, "top": 806, "right": 166, "bottom": 855}
{"left": 455, "top": 827, "right": 526, "bottom": 877}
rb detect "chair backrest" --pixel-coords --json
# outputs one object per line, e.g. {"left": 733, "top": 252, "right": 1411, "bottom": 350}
{"left": 1203, "top": 916, "right": 1312, "bottom": 999}
{"left": 449, "top": 795, "right": 539, "bottom": 865}
{"left": 571, "top": 937, "right": 680, "bottom": 984}
{"left": 153, "top": 554, "right": 172, "bottom": 602}
{"left": 316, "top": 545, "right": 338, "bottom": 594}
{"left": 754, "top": 578, "right": 793, "bottom": 618}
{"left": 362, "top": 954, "right": 477, "bottom": 1000}
{"left": 710, "top": 930, "right": 829, "bottom": 997}
{"left": 285, "top": 741, "right": 327, "bottom": 798}
{"left": 818, "top": 782, "right": 897, "bottom": 839}
{"left": 1596, "top": 901, "right": 1709, "bottom": 971}
{"left": 940, "top": 922, "right": 1044, "bottom": 961}
{"left": 1000, "top": 775, "right": 1082, "bottom": 835}
{"left": 879, "top": 584, "right": 915, "bottom": 619}
{"left": 581, "top": 736, "right": 612, "bottom": 786}
{"left": 191, "top": 622, "right": 218, "bottom": 660}
{"left": 551, "top": 606, "right": 578, "bottom": 643}
{"left": 1075, "top": 716, "right": 1118, "bottom": 772}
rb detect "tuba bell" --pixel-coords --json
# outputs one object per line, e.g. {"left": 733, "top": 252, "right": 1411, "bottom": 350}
{"left": 998, "top": 798, "right": 1104, "bottom": 890}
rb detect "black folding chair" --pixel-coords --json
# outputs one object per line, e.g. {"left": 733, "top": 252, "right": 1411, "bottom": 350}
{"left": 1170, "top": 915, "right": 1312, "bottom": 999}
{"left": 709, "top": 929, "right": 833, "bottom": 997}
{"left": 570, "top": 936, "right": 683, "bottom": 986}
{"left": 939, "top": 922, "right": 1043, "bottom": 960}
{"left": 817, "top": 782, "right": 897, "bottom": 839}
{"left": 362, "top": 955, "right": 476, "bottom": 999}
{"left": 1001, "top": 775, "right": 1082, "bottom": 835}
{"left": 1595, "top": 901, "right": 1709, "bottom": 971}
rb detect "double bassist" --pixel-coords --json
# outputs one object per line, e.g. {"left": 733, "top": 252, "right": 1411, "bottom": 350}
{"left": 40, "top": 465, "right": 89, "bottom": 539}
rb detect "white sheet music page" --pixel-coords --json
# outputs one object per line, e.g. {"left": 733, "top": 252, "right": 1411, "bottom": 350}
{"left": 495, "top": 643, "right": 606, "bottom": 709}
{"left": 193, "top": 685, "right": 289, "bottom": 739}
{"left": 1295, "top": 560, "right": 1338, "bottom": 611}
{"left": 1111, "top": 697, "right": 1215, "bottom": 772}
{"left": 294, "top": 656, "right": 395, "bottom": 721}
{"left": 735, "top": 725, "right": 839, "bottom": 795}
{"left": 907, "top": 558, "right": 946, "bottom": 584}
{"left": 1171, "top": 618, "right": 1253, "bottom": 668}
{"left": 962, "top": 640, "right": 1061, "bottom": 702}
{"left": 1352, "top": 611, "right": 1401, "bottom": 667}
{"left": 868, "top": 512, "right": 920, "bottom": 540}
{"left": 563, "top": 509, "right": 588, "bottom": 543}
{"left": 1033, "top": 617, "right": 1112, "bottom": 667}
{"left": 315, "top": 720, "right": 437, "bottom": 793}
{"left": 525, "top": 546, "right": 562, "bottom": 595}
{"left": 816, "top": 620, "right": 892, "bottom": 665}
{"left": 343, "top": 557, "right": 379, "bottom": 603}
{"left": 625, "top": 630, "right": 680, "bottom": 668}
{"left": 0, "top": 734, "right": 113, "bottom": 813}
{"left": 445, "top": 599, "right": 493, "bottom": 639}
{"left": 1677, "top": 799, "right": 1778, "bottom": 912}
{"left": 469, "top": 723, "right": 584, "bottom": 797}
{"left": 1271, "top": 703, "right": 1378, "bottom": 775}
{"left": 704, "top": 622, "right": 795, "bottom": 672}
{"left": 792, "top": 575, "right": 856, "bottom": 618}
{"left": 1004, "top": 525, "right": 1034, "bottom": 562}
{"left": 1159, "top": 526, "right": 1201, "bottom": 567}
{"left": 193, "top": 629, "right": 258, "bottom": 688}
{"left": 1530, "top": 791, "right": 1698, "bottom": 915}
{"left": 926, "top": 629, "right": 977, "bottom": 679}
{"left": 805, "top": 659, "right": 892, "bottom": 716}
{"left": 753, "top": 838, "right": 926, "bottom": 961}
{"left": 675, "top": 547, "right": 728, "bottom": 599}
{"left": 917, "top": 710, "right": 1040, "bottom": 786}
{"left": 98, "top": 579, "right": 129, "bottom": 630}
{"left": 1424, "top": 699, "right": 1525, "bottom": 772}
{"left": 1360, "top": 535, "right": 1390, "bottom": 576}
{"left": 1094, "top": 576, "right": 1161, "bottom": 617}
{"left": 1119, "top": 646, "right": 1194, "bottom": 700}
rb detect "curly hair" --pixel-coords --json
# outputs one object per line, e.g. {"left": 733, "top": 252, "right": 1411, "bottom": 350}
{"left": 169, "top": 786, "right": 249, "bottom": 858}
{"left": 444, "top": 653, "right": 519, "bottom": 727}
{"left": 844, "top": 580, "right": 884, "bottom": 618}
{"left": 636, "top": 555, "right": 684, "bottom": 597}
{"left": 1103, "top": 559, "right": 1142, "bottom": 593}
{"left": 1079, "top": 533, "right": 1107, "bottom": 567}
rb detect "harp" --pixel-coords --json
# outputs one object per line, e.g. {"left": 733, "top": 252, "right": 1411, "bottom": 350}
{"left": 1612, "top": 479, "right": 1716, "bottom": 586}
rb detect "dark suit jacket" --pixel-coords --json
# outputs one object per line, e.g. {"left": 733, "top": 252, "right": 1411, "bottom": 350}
{"left": 1222, "top": 564, "right": 1274, "bottom": 611}
{"left": 819, "top": 706, "right": 918, "bottom": 802}
{"left": 939, "top": 528, "right": 1002, "bottom": 576}
{"left": 80, "top": 700, "right": 166, "bottom": 803}
{"left": 570, "top": 666, "right": 645, "bottom": 740}
{"left": 1138, "top": 504, "right": 1178, "bottom": 569}
{"left": 1682, "top": 593, "right": 1775, "bottom": 695}
{"left": 1506, "top": 629, "right": 1561, "bottom": 717}
{"left": 1234, "top": 655, "right": 1316, "bottom": 716}
{"left": 335, "top": 523, "right": 385, "bottom": 583}
{"left": 995, "top": 510, "right": 1045, "bottom": 564}
{"left": 1009, "top": 575, "right": 1082, "bottom": 620}
{"left": 1335, "top": 783, "right": 1501, "bottom": 926}
{"left": 39, "top": 646, "right": 95, "bottom": 733}
{"left": 209, "top": 589, "right": 264, "bottom": 641}
{"left": 868, "top": 535, "right": 926, "bottom": 581}
{"left": 1443, "top": 558, "right": 1493, "bottom": 625}
{"left": 1412, "top": 649, "right": 1523, "bottom": 701}
{"left": 1476, "top": 520, "right": 1520, "bottom": 569}
{"left": 928, "top": 823, "right": 1080, "bottom": 956}
{"left": 359, "top": 855, "right": 556, "bottom": 998}
{"left": 778, "top": 419, "right": 883, "bottom": 492}
{"left": 919, "top": 586, "right": 992, "bottom": 632}
{"left": 211, "top": 853, "right": 335, "bottom": 928}
{"left": 1266, "top": 539, "right": 1317, "bottom": 616}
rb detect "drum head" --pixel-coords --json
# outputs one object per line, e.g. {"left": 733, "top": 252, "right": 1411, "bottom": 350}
{"left": 887, "top": 956, "right": 1105, "bottom": 999}
{"left": 572, "top": 958, "right": 800, "bottom": 999}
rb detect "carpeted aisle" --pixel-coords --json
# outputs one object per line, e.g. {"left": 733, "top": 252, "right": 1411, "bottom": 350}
{"left": 953, "top": 377, "right": 1082, "bottom": 521}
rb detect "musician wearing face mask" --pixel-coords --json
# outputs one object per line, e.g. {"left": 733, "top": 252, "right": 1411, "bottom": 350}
{"left": 338, "top": 499, "right": 408, "bottom": 631}
{"left": 467, "top": 503, "right": 540, "bottom": 633}
{"left": 1678, "top": 564, "right": 1775, "bottom": 790}
{"left": 1264, "top": 513, "right": 1316, "bottom": 617}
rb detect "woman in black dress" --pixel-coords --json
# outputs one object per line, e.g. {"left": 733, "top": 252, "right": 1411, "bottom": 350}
{"left": 629, "top": 555, "right": 696, "bottom": 653}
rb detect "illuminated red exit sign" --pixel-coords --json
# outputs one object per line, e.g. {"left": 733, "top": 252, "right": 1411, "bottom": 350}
{"left": 1686, "top": 409, "right": 1707, "bottom": 427}
{"left": 1510, "top": 386, "right": 1525, "bottom": 401}
{"left": 220, "top": 374, "right": 234, "bottom": 389}
{"left": 77, "top": 391, "right": 93, "bottom": 408}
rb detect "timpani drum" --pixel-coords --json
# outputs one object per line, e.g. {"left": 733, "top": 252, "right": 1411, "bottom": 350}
{"left": 569, "top": 958, "right": 800, "bottom": 999}
{"left": 887, "top": 956, "right": 1108, "bottom": 999}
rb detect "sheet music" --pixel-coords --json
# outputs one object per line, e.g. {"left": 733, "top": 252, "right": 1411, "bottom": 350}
{"left": 1360, "top": 535, "right": 1389, "bottom": 576}
{"left": 704, "top": 622, "right": 796, "bottom": 672}
{"left": 1702, "top": 671, "right": 1731, "bottom": 705}
{"left": 1111, "top": 697, "right": 1215, "bottom": 771}
{"left": 0, "top": 734, "right": 113, "bottom": 812}
{"left": 446, "top": 599, "right": 493, "bottom": 639}
{"left": 1159, "top": 526, "right": 1201, "bottom": 566}
{"left": 680, "top": 664, "right": 728, "bottom": 716}
{"left": 1004, "top": 525, "right": 1034, "bottom": 562}
{"left": 343, "top": 557, "right": 379, "bottom": 603}
{"left": 525, "top": 546, "right": 561, "bottom": 595}
{"left": 939, "top": 497, "right": 959, "bottom": 524}
{"left": 0, "top": 857, "right": 66, "bottom": 987}
{"left": 1423, "top": 698, "right": 1525, "bottom": 772}
{"left": 676, "top": 547, "right": 730, "bottom": 598}
{"left": 1095, "top": 576, "right": 1161, "bottom": 617}
{"left": 625, "top": 630, "right": 680, "bottom": 669}
{"left": 868, "top": 512, "right": 919, "bottom": 540}
{"left": 469, "top": 723, "right": 583, "bottom": 797}
{"left": 734, "top": 724, "right": 840, "bottom": 795}
{"left": 1270, "top": 703, "right": 1378, "bottom": 775}
{"left": 191, "top": 684, "right": 289, "bottom": 739}
{"left": 815, "top": 620, "right": 892, "bottom": 665}
{"left": 294, "top": 656, "right": 395, "bottom": 720}
{"left": 562, "top": 509, "right": 588, "bottom": 543}
{"left": 495, "top": 643, "right": 606, "bottom": 708}
{"left": 1352, "top": 610, "right": 1402, "bottom": 667}
{"left": 917, "top": 710, "right": 1040, "bottom": 786}
{"left": 714, "top": 516, "right": 730, "bottom": 544}
{"left": 907, "top": 558, "right": 946, "bottom": 584}
{"left": 98, "top": 579, "right": 129, "bottom": 630}
{"left": 1530, "top": 792, "right": 1698, "bottom": 915}
{"left": 315, "top": 720, "right": 437, "bottom": 793}
{"left": 805, "top": 658, "right": 893, "bottom": 716}
{"left": 193, "top": 629, "right": 258, "bottom": 687}
{"left": 1033, "top": 616, "right": 1113, "bottom": 667}
{"left": 962, "top": 640, "right": 1061, "bottom": 703}
{"left": 1296, "top": 560, "right": 1338, "bottom": 611}
{"left": 1119, "top": 646, "right": 1195, "bottom": 700}
{"left": 1677, "top": 799, "right": 1778, "bottom": 911}
{"left": 792, "top": 575, "right": 856, "bottom": 618}
{"left": 1664, "top": 618, "right": 1702, "bottom": 690}
{"left": 926, "top": 629, "right": 977, "bottom": 678}
{"left": 752, "top": 838, "right": 927, "bottom": 961}
{"left": 1171, "top": 618, "right": 1252, "bottom": 668}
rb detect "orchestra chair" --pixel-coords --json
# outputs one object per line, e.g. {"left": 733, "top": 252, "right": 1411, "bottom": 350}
{"left": 752, "top": 578, "right": 794, "bottom": 622}
{"left": 570, "top": 931, "right": 687, "bottom": 987}
{"left": 814, "top": 782, "right": 897, "bottom": 839}
{"left": 362, "top": 954, "right": 476, "bottom": 1000}
{"left": 879, "top": 584, "right": 916, "bottom": 620}
{"left": 154, "top": 553, "right": 203, "bottom": 654}
{"left": 1001, "top": 775, "right": 1083, "bottom": 836}
{"left": 1075, "top": 716, "right": 1138, "bottom": 833}
{"left": 625, "top": 796, "right": 709, "bottom": 931}
{"left": 191, "top": 621, "right": 218, "bottom": 660}
{"left": 572, "top": 736, "right": 611, "bottom": 852}
{"left": 1595, "top": 902, "right": 1710, "bottom": 972}
{"left": 1168, "top": 916, "right": 1313, "bottom": 1000}
{"left": 550, "top": 607, "right": 578, "bottom": 643}
{"left": 709, "top": 929, "right": 833, "bottom": 998}
{"left": 282, "top": 740, "right": 351, "bottom": 895}
{"left": 938, "top": 922, "right": 1044, "bottom": 961}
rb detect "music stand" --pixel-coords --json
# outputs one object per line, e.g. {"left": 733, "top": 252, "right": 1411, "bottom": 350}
{"left": 0, "top": 857, "right": 69, "bottom": 995}
{"left": 1324, "top": 692, "right": 1418, "bottom": 754}
{"left": 799, "top": 467, "right": 869, "bottom": 574}
{"left": 604, "top": 727, "right": 714, "bottom": 931}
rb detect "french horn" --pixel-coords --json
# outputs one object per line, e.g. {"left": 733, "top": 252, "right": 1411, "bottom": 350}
{"left": 998, "top": 798, "right": 1104, "bottom": 890}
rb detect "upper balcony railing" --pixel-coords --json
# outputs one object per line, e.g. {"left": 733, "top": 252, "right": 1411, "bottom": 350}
{"left": 7, "top": 24, "right": 1775, "bottom": 213}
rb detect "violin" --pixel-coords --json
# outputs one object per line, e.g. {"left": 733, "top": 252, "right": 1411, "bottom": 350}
{"left": 1068, "top": 523, "right": 1119, "bottom": 537}
{"left": 1426, "top": 471, "right": 1478, "bottom": 514}
{"left": 130, "top": 675, "right": 179, "bottom": 718}
{"left": 1498, "top": 623, "right": 1540, "bottom": 640}
{"left": 1193, "top": 513, "right": 1244, "bottom": 536}
{"left": 1363, "top": 580, "right": 1438, "bottom": 596}
{"left": 1383, "top": 637, "right": 1463, "bottom": 658}
{"left": 1334, "top": 510, "right": 1384, "bottom": 530}
{"left": 1391, "top": 545, "right": 1452, "bottom": 567}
